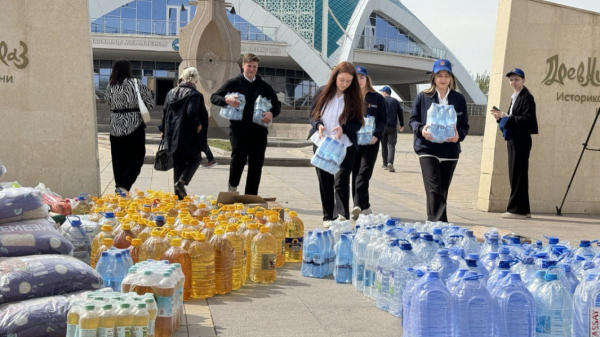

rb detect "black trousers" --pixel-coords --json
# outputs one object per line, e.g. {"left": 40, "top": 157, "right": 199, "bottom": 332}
{"left": 314, "top": 145, "right": 356, "bottom": 221}
{"left": 229, "top": 131, "right": 267, "bottom": 195}
{"left": 173, "top": 152, "right": 201, "bottom": 186}
{"left": 110, "top": 125, "right": 146, "bottom": 191}
{"left": 507, "top": 135, "right": 532, "bottom": 215}
{"left": 352, "top": 142, "right": 380, "bottom": 210}
{"left": 419, "top": 156, "right": 458, "bottom": 222}
{"left": 381, "top": 126, "right": 398, "bottom": 166}
{"left": 200, "top": 143, "right": 215, "bottom": 162}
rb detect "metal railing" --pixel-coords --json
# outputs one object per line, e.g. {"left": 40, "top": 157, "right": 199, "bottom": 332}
{"left": 356, "top": 35, "right": 446, "bottom": 60}
{"left": 400, "top": 101, "right": 487, "bottom": 116}
{"left": 90, "top": 18, "right": 277, "bottom": 42}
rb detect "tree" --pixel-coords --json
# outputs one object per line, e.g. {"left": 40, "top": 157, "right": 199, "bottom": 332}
{"left": 473, "top": 71, "right": 490, "bottom": 97}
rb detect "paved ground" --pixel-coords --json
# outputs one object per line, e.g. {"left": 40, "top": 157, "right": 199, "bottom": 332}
{"left": 98, "top": 134, "right": 600, "bottom": 337}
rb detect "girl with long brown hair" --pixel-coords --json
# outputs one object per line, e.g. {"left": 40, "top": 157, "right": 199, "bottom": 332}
{"left": 308, "top": 61, "right": 365, "bottom": 227}
{"left": 409, "top": 59, "right": 469, "bottom": 222}
{"left": 351, "top": 66, "right": 387, "bottom": 220}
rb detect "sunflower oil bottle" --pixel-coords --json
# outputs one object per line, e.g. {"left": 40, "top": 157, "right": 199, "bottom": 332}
{"left": 193, "top": 203, "right": 208, "bottom": 219}
{"left": 114, "top": 223, "right": 136, "bottom": 249}
{"left": 140, "top": 205, "right": 152, "bottom": 220}
{"left": 137, "top": 221, "right": 156, "bottom": 243}
{"left": 139, "top": 229, "right": 169, "bottom": 262}
{"left": 115, "top": 303, "right": 133, "bottom": 337}
{"left": 201, "top": 221, "right": 216, "bottom": 241}
{"left": 250, "top": 226, "right": 278, "bottom": 283}
{"left": 181, "top": 231, "right": 195, "bottom": 252}
{"left": 129, "top": 215, "right": 143, "bottom": 236}
{"left": 91, "top": 225, "right": 114, "bottom": 268}
{"left": 129, "top": 239, "right": 142, "bottom": 264}
{"left": 144, "top": 297, "right": 158, "bottom": 337}
{"left": 154, "top": 272, "right": 176, "bottom": 337}
{"left": 243, "top": 223, "right": 260, "bottom": 278}
{"left": 66, "top": 305, "right": 80, "bottom": 337}
{"left": 77, "top": 304, "right": 98, "bottom": 337}
{"left": 190, "top": 233, "right": 215, "bottom": 299}
{"left": 210, "top": 228, "right": 234, "bottom": 295}
{"left": 162, "top": 238, "right": 192, "bottom": 301}
{"left": 255, "top": 211, "right": 266, "bottom": 225}
{"left": 265, "top": 215, "right": 286, "bottom": 268}
{"left": 175, "top": 217, "right": 194, "bottom": 234}
{"left": 284, "top": 211, "right": 304, "bottom": 262}
{"left": 225, "top": 225, "right": 246, "bottom": 290}
{"left": 97, "top": 304, "right": 115, "bottom": 337}
{"left": 167, "top": 230, "right": 180, "bottom": 243}
{"left": 132, "top": 303, "right": 149, "bottom": 337}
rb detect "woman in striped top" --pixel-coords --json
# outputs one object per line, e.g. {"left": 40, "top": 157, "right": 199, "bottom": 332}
{"left": 105, "top": 60, "right": 155, "bottom": 194}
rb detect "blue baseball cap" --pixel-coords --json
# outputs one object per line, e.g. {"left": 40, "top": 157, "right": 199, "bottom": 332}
{"left": 432, "top": 59, "right": 452, "bottom": 74}
{"left": 355, "top": 66, "right": 368, "bottom": 76}
{"left": 506, "top": 68, "right": 525, "bottom": 78}
{"left": 380, "top": 86, "right": 392, "bottom": 94}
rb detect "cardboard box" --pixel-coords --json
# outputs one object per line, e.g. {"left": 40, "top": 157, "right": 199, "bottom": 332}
{"left": 217, "top": 192, "right": 285, "bottom": 219}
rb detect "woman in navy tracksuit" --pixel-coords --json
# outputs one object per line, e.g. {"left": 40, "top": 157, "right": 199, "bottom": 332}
{"left": 351, "top": 66, "right": 387, "bottom": 220}
{"left": 410, "top": 59, "right": 469, "bottom": 222}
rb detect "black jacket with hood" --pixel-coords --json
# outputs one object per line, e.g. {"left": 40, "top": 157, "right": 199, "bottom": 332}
{"left": 162, "top": 83, "right": 209, "bottom": 156}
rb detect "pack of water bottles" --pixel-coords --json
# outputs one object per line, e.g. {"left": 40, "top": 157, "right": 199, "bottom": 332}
{"left": 357, "top": 116, "right": 375, "bottom": 145}
{"left": 310, "top": 136, "right": 347, "bottom": 175}
{"left": 426, "top": 103, "right": 457, "bottom": 143}
{"left": 252, "top": 95, "right": 273, "bottom": 127}
{"left": 219, "top": 92, "right": 246, "bottom": 120}
{"left": 95, "top": 248, "right": 135, "bottom": 292}
{"left": 303, "top": 214, "right": 600, "bottom": 336}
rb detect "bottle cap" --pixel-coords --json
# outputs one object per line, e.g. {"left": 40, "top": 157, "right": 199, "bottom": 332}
{"left": 467, "top": 253, "right": 480, "bottom": 260}
{"left": 116, "top": 211, "right": 125, "bottom": 217}
{"left": 465, "top": 230, "right": 474, "bottom": 237}
{"left": 85, "top": 305, "right": 95, "bottom": 311}
{"left": 131, "top": 238, "right": 142, "bottom": 246}
{"left": 289, "top": 211, "right": 298, "bottom": 217}
{"left": 103, "top": 238, "right": 113, "bottom": 245}
{"left": 214, "top": 228, "right": 225, "bottom": 235}
{"left": 548, "top": 237, "right": 559, "bottom": 245}
{"left": 137, "top": 303, "right": 146, "bottom": 309}
{"left": 101, "top": 251, "right": 109, "bottom": 257}
{"left": 171, "top": 238, "right": 182, "bottom": 246}
{"left": 422, "top": 234, "right": 433, "bottom": 242}
{"left": 122, "top": 224, "right": 131, "bottom": 230}
{"left": 488, "top": 252, "right": 499, "bottom": 259}
{"left": 144, "top": 270, "right": 152, "bottom": 275}
{"left": 195, "top": 233, "right": 206, "bottom": 241}
{"left": 103, "top": 304, "right": 112, "bottom": 310}
{"left": 248, "top": 223, "right": 259, "bottom": 230}
{"left": 433, "top": 228, "right": 442, "bottom": 235}
{"left": 206, "top": 222, "right": 215, "bottom": 228}
{"left": 437, "top": 249, "right": 449, "bottom": 257}
{"left": 269, "top": 215, "right": 279, "bottom": 222}
{"left": 260, "top": 226, "right": 269, "bottom": 233}
{"left": 499, "top": 247, "right": 511, "bottom": 255}
{"left": 144, "top": 298, "right": 154, "bottom": 303}
{"left": 120, "top": 303, "right": 130, "bottom": 309}
{"left": 182, "top": 218, "right": 191, "bottom": 225}
{"left": 105, "top": 212, "right": 115, "bottom": 218}
{"left": 400, "top": 243, "right": 412, "bottom": 251}
{"left": 226, "top": 225, "right": 237, "bottom": 232}
{"left": 580, "top": 240, "right": 591, "bottom": 247}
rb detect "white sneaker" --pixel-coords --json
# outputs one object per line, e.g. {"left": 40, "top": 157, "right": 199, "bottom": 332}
{"left": 323, "top": 221, "right": 332, "bottom": 228}
{"left": 228, "top": 184, "right": 237, "bottom": 192}
{"left": 351, "top": 206, "right": 361, "bottom": 220}
{"left": 502, "top": 212, "right": 527, "bottom": 219}
{"left": 361, "top": 208, "right": 373, "bottom": 215}
{"left": 526, "top": 214, "right": 532, "bottom": 219}
{"left": 336, "top": 215, "right": 347, "bottom": 221}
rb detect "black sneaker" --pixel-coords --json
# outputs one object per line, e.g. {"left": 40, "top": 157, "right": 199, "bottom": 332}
{"left": 202, "top": 159, "right": 218, "bottom": 168}
{"left": 174, "top": 181, "right": 187, "bottom": 200}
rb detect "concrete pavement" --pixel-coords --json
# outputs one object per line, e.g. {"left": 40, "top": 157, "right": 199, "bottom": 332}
{"left": 98, "top": 134, "right": 600, "bottom": 336}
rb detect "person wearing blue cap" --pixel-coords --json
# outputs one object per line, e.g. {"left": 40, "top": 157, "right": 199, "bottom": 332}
{"left": 308, "top": 61, "right": 365, "bottom": 227}
{"left": 409, "top": 59, "right": 469, "bottom": 222}
{"left": 491, "top": 68, "right": 538, "bottom": 219}
{"left": 350, "top": 66, "right": 387, "bottom": 220}
{"left": 379, "top": 86, "right": 404, "bottom": 172}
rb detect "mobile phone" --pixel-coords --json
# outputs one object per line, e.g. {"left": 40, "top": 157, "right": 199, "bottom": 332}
{"left": 492, "top": 106, "right": 500, "bottom": 111}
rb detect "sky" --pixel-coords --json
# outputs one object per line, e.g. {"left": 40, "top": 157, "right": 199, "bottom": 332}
{"left": 400, "top": 0, "right": 600, "bottom": 76}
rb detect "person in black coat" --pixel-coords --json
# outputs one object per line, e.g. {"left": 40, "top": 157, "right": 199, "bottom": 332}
{"left": 350, "top": 66, "right": 387, "bottom": 220}
{"left": 162, "top": 67, "right": 208, "bottom": 199}
{"left": 491, "top": 68, "right": 538, "bottom": 219}
{"left": 409, "top": 59, "right": 469, "bottom": 222}
{"left": 210, "top": 53, "right": 281, "bottom": 195}
{"left": 308, "top": 61, "right": 364, "bottom": 227}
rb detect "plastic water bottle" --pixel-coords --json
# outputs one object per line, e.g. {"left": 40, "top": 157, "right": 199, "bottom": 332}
{"left": 334, "top": 234, "right": 353, "bottom": 283}
{"left": 322, "top": 230, "right": 333, "bottom": 276}
{"left": 314, "top": 231, "right": 326, "bottom": 278}
{"left": 487, "top": 260, "right": 513, "bottom": 291}
{"left": 96, "top": 251, "right": 112, "bottom": 288}
{"left": 410, "top": 271, "right": 453, "bottom": 337}
{"left": 65, "top": 217, "right": 91, "bottom": 264}
{"left": 573, "top": 273, "right": 599, "bottom": 337}
{"left": 465, "top": 254, "right": 490, "bottom": 281}
{"left": 493, "top": 273, "right": 536, "bottom": 337}
{"left": 453, "top": 271, "right": 494, "bottom": 336}
{"left": 432, "top": 228, "right": 445, "bottom": 248}
{"left": 389, "top": 242, "right": 418, "bottom": 317}
{"left": 540, "top": 236, "right": 560, "bottom": 255}
{"left": 402, "top": 268, "right": 426, "bottom": 336}
{"left": 375, "top": 240, "right": 397, "bottom": 311}
{"left": 516, "top": 256, "right": 537, "bottom": 284}
{"left": 559, "top": 263, "right": 580, "bottom": 294}
{"left": 446, "top": 268, "right": 468, "bottom": 294}
{"left": 112, "top": 253, "right": 127, "bottom": 292}
{"left": 352, "top": 228, "right": 370, "bottom": 291}
{"left": 573, "top": 240, "right": 597, "bottom": 259}
{"left": 429, "top": 249, "right": 460, "bottom": 283}
{"left": 532, "top": 268, "right": 573, "bottom": 337}
{"left": 301, "top": 231, "right": 314, "bottom": 277}
{"left": 446, "top": 105, "right": 457, "bottom": 139}
{"left": 363, "top": 236, "right": 380, "bottom": 297}
{"left": 326, "top": 230, "right": 336, "bottom": 275}
{"left": 481, "top": 252, "right": 500, "bottom": 274}
{"left": 461, "top": 230, "right": 480, "bottom": 255}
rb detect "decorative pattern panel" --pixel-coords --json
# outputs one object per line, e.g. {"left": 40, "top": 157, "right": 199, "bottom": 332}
{"left": 253, "top": 0, "right": 316, "bottom": 46}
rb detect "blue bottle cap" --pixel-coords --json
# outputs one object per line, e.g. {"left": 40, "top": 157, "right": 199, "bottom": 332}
{"left": 426, "top": 271, "right": 440, "bottom": 279}
{"left": 536, "top": 240, "right": 543, "bottom": 247}
{"left": 576, "top": 255, "right": 587, "bottom": 261}
{"left": 155, "top": 215, "right": 165, "bottom": 221}
{"left": 498, "top": 260, "right": 512, "bottom": 269}
{"left": 548, "top": 237, "right": 559, "bottom": 245}
{"left": 510, "top": 273, "right": 521, "bottom": 281}
{"left": 77, "top": 196, "right": 85, "bottom": 201}
{"left": 580, "top": 240, "right": 591, "bottom": 247}
{"left": 422, "top": 234, "right": 433, "bottom": 242}
{"left": 400, "top": 243, "right": 412, "bottom": 251}
{"left": 467, "top": 253, "right": 480, "bottom": 260}
{"left": 386, "top": 219, "right": 396, "bottom": 227}
{"left": 437, "top": 249, "right": 449, "bottom": 257}
{"left": 545, "top": 273, "right": 558, "bottom": 281}
{"left": 541, "top": 259, "right": 557, "bottom": 269}
{"left": 70, "top": 218, "right": 82, "bottom": 226}
{"left": 465, "top": 259, "right": 477, "bottom": 268}
{"left": 499, "top": 247, "right": 511, "bottom": 255}
{"left": 105, "top": 212, "right": 115, "bottom": 218}
{"left": 465, "top": 230, "right": 474, "bottom": 237}
{"left": 535, "top": 252, "right": 548, "bottom": 259}
{"left": 488, "top": 252, "right": 499, "bottom": 259}
{"left": 521, "top": 256, "right": 535, "bottom": 265}
{"left": 389, "top": 240, "right": 398, "bottom": 247}
{"left": 101, "top": 252, "right": 108, "bottom": 257}
{"left": 433, "top": 228, "right": 443, "bottom": 235}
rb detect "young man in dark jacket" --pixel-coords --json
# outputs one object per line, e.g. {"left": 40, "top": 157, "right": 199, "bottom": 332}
{"left": 210, "top": 53, "right": 281, "bottom": 195}
{"left": 379, "top": 86, "right": 404, "bottom": 172}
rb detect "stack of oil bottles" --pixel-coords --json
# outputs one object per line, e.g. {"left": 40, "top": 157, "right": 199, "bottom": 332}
{"left": 60, "top": 190, "right": 306, "bottom": 334}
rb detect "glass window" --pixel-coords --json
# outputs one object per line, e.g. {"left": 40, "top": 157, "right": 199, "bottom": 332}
{"left": 152, "top": 0, "right": 167, "bottom": 20}
{"left": 130, "top": 61, "right": 142, "bottom": 70}
{"left": 156, "top": 62, "right": 175, "bottom": 70}
{"left": 100, "top": 60, "right": 113, "bottom": 68}
{"left": 144, "top": 69, "right": 154, "bottom": 77}
{"left": 142, "top": 61, "right": 155, "bottom": 69}
{"left": 137, "top": 1, "right": 152, "bottom": 20}
{"left": 276, "top": 69, "right": 286, "bottom": 77}
{"left": 132, "top": 69, "right": 142, "bottom": 77}
{"left": 105, "top": 18, "right": 121, "bottom": 33}
{"left": 155, "top": 70, "right": 168, "bottom": 77}
{"left": 122, "top": 8, "right": 136, "bottom": 19}
{"left": 265, "top": 68, "right": 276, "bottom": 76}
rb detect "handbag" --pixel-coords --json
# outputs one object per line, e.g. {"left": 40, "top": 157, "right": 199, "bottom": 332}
{"left": 154, "top": 139, "right": 173, "bottom": 171}
{"left": 134, "top": 79, "right": 151, "bottom": 123}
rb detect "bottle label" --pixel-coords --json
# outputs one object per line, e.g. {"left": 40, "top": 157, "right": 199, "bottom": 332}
{"left": 356, "top": 264, "right": 365, "bottom": 282}
{"left": 79, "top": 329, "right": 96, "bottom": 337}
{"left": 148, "top": 320, "right": 155, "bottom": 335}
{"left": 116, "top": 326, "right": 131, "bottom": 337}
{"left": 536, "top": 315, "right": 551, "bottom": 334}
{"left": 285, "top": 237, "right": 303, "bottom": 252}
{"left": 132, "top": 326, "right": 148, "bottom": 337}
{"left": 389, "top": 271, "right": 395, "bottom": 296}
{"left": 313, "top": 253, "right": 323, "bottom": 265}
{"left": 156, "top": 295, "right": 174, "bottom": 317}
{"left": 66, "top": 324, "right": 77, "bottom": 337}
{"left": 375, "top": 267, "right": 383, "bottom": 291}
{"left": 261, "top": 253, "right": 277, "bottom": 270}
{"left": 97, "top": 327, "right": 115, "bottom": 337}
{"left": 364, "top": 269, "right": 373, "bottom": 287}
{"left": 591, "top": 307, "right": 600, "bottom": 336}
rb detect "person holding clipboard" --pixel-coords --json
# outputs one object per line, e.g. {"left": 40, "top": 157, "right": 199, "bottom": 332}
{"left": 409, "top": 59, "right": 469, "bottom": 222}
{"left": 491, "top": 68, "right": 538, "bottom": 219}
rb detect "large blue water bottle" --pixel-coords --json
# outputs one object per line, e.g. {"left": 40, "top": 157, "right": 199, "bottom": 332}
{"left": 334, "top": 234, "right": 353, "bottom": 283}
{"left": 573, "top": 273, "right": 599, "bottom": 337}
{"left": 375, "top": 240, "right": 396, "bottom": 311}
{"left": 402, "top": 268, "right": 426, "bottom": 337}
{"left": 532, "top": 267, "right": 573, "bottom": 337}
{"left": 65, "top": 216, "right": 91, "bottom": 264}
{"left": 453, "top": 271, "right": 494, "bottom": 337}
{"left": 429, "top": 249, "right": 459, "bottom": 283}
{"left": 96, "top": 251, "right": 112, "bottom": 288}
{"left": 493, "top": 273, "right": 535, "bottom": 337}
{"left": 461, "top": 230, "right": 480, "bottom": 255}
{"left": 301, "top": 231, "right": 314, "bottom": 277}
{"left": 112, "top": 253, "right": 126, "bottom": 292}
{"left": 389, "top": 242, "right": 417, "bottom": 317}
{"left": 410, "top": 271, "right": 453, "bottom": 337}
{"left": 487, "top": 260, "right": 513, "bottom": 291}
{"left": 574, "top": 240, "right": 597, "bottom": 259}
{"left": 559, "top": 263, "right": 579, "bottom": 294}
